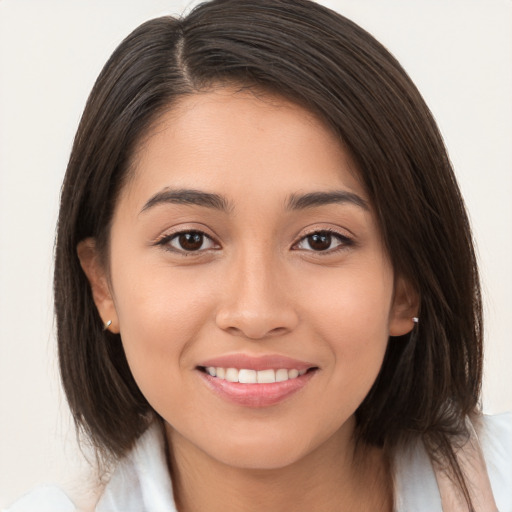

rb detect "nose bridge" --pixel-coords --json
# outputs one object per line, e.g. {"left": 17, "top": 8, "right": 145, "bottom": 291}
{"left": 215, "top": 243, "right": 298, "bottom": 339}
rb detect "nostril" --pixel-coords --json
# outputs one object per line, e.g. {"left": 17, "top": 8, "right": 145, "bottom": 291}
{"left": 267, "top": 327, "right": 289, "bottom": 337}
{"left": 222, "top": 325, "right": 289, "bottom": 340}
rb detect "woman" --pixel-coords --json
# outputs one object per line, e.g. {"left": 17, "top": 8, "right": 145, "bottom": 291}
{"left": 6, "top": 0, "right": 511, "bottom": 510}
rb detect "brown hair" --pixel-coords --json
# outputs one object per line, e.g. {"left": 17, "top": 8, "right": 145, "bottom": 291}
{"left": 54, "top": 0, "right": 482, "bottom": 505}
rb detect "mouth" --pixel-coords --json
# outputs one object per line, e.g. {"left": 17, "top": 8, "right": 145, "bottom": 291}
{"left": 196, "top": 356, "right": 319, "bottom": 407}
{"left": 197, "top": 366, "right": 315, "bottom": 383}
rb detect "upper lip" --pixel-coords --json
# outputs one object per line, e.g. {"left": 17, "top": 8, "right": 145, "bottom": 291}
{"left": 198, "top": 354, "right": 317, "bottom": 372}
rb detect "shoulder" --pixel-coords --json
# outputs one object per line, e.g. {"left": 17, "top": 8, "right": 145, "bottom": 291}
{"left": 479, "top": 411, "right": 512, "bottom": 454}
{"left": 393, "top": 436, "right": 442, "bottom": 511}
{"left": 478, "top": 412, "right": 512, "bottom": 510}
{"left": 2, "top": 485, "right": 75, "bottom": 512}
{"left": 95, "top": 421, "right": 177, "bottom": 511}
{"left": 393, "top": 412, "right": 512, "bottom": 512}
{"left": 3, "top": 422, "right": 174, "bottom": 512}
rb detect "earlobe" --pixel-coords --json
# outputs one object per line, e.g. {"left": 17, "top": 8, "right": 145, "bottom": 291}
{"left": 77, "top": 238, "right": 120, "bottom": 333}
{"left": 389, "top": 276, "right": 420, "bottom": 337}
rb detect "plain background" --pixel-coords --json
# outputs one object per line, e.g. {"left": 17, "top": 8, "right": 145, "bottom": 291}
{"left": 1, "top": 0, "right": 511, "bottom": 507}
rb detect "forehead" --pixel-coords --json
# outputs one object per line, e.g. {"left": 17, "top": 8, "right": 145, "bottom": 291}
{"left": 123, "top": 87, "right": 366, "bottom": 209}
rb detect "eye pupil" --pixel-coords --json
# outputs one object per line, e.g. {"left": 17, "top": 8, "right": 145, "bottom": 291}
{"left": 308, "top": 233, "right": 331, "bottom": 251}
{"left": 179, "top": 232, "right": 204, "bottom": 251}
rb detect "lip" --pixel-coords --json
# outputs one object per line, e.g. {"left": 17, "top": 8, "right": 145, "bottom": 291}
{"left": 198, "top": 353, "right": 316, "bottom": 372}
{"left": 196, "top": 353, "right": 318, "bottom": 408}
{"left": 198, "top": 370, "right": 316, "bottom": 407}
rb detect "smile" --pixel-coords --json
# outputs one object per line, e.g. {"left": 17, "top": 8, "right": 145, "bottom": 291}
{"left": 197, "top": 356, "right": 318, "bottom": 407}
{"left": 201, "top": 367, "right": 308, "bottom": 383}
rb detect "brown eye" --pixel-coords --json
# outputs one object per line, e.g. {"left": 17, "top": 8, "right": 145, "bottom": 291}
{"left": 295, "top": 230, "right": 351, "bottom": 252}
{"left": 307, "top": 233, "right": 332, "bottom": 251}
{"left": 178, "top": 232, "right": 203, "bottom": 250}
{"left": 167, "top": 231, "right": 216, "bottom": 252}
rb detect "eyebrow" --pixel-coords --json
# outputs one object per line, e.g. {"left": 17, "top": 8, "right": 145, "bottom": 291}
{"left": 140, "top": 187, "right": 368, "bottom": 215}
{"left": 140, "top": 188, "right": 232, "bottom": 214}
{"left": 286, "top": 190, "right": 369, "bottom": 211}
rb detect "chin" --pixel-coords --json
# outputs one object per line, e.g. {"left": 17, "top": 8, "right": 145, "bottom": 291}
{"left": 198, "top": 427, "right": 321, "bottom": 471}
{"left": 211, "top": 442, "right": 307, "bottom": 470}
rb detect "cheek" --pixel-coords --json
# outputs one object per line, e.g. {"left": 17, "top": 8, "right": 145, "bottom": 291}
{"left": 300, "top": 261, "right": 393, "bottom": 390}
{"left": 109, "top": 259, "right": 215, "bottom": 404}
{"left": 303, "top": 258, "right": 393, "bottom": 340}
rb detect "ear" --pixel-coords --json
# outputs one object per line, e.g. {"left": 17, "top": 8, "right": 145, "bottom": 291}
{"left": 389, "top": 275, "right": 419, "bottom": 337}
{"left": 77, "top": 238, "right": 120, "bottom": 333}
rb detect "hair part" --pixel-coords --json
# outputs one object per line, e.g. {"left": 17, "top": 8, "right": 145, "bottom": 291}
{"left": 54, "top": 0, "right": 482, "bottom": 505}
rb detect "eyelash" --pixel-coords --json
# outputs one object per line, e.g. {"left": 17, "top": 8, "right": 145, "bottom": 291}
{"left": 155, "top": 228, "right": 354, "bottom": 255}
{"left": 155, "top": 230, "right": 219, "bottom": 254}
{"left": 292, "top": 229, "right": 354, "bottom": 254}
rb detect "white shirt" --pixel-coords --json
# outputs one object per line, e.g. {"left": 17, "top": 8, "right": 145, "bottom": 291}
{"left": 4, "top": 413, "right": 511, "bottom": 512}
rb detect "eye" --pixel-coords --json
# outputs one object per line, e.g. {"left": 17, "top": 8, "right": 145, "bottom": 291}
{"left": 294, "top": 230, "right": 351, "bottom": 252}
{"left": 160, "top": 230, "right": 218, "bottom": 252}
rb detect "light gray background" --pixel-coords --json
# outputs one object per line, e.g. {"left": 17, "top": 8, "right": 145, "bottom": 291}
{"left": 1, "top": 0, "right": 511, "bottom": 506}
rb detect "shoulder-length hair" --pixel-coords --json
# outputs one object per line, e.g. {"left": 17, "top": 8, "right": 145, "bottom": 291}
{"left": 54, "top": 0, "right": 482, "bottom": 503}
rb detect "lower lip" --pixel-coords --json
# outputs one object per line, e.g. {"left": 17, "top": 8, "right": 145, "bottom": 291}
{"left": 197, "top": 370, "right": 316, "bottom": 408}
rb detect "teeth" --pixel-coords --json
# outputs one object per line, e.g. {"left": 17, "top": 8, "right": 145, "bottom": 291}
{"left": 238, "top": 369, "right": 257, "bottom": 384}
{"left": 288, "top": 369, "right": 299, "bottom": 379}
{"left": 205, "top": 367, "right": 308, "bottom": 383}
{"left": 275, "top": 369, "right": 289, "bottom": 382}
{"left": 257, "top": 369, "right": 276, "bottom": 384}
{"left": 225, "top": 368, "right": 238, "bottom": 382}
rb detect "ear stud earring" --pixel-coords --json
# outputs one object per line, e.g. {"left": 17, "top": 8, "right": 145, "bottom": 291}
{"left": 103, "top": 320, "right": 112, "bottom": 331}
{"left": 412, "top": 317, "right": 419, "bottom": 324}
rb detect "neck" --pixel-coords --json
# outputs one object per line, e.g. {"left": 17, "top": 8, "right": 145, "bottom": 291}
{"left": 165, "top": 420, "right": 393, "bottom": 512}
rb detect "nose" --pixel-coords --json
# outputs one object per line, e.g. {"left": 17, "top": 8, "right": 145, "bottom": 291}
{"left": 215, "top": 251, "right": 299, "bottom": 340}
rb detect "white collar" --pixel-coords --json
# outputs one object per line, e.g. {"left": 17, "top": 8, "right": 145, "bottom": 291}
{"left": 96, "top": 422, "right": 177, "bottom": 512}
{"left": 393, "top": 438, "right": 442, "bottom": 511}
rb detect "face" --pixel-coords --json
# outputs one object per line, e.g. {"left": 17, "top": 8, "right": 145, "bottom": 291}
{"left": 81, "top": 88, "right": 415, "bottom": 470}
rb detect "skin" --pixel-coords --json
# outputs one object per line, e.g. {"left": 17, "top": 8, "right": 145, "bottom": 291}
{"left": 79, "top": 87, "right": 418, "bottom": 511}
